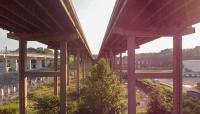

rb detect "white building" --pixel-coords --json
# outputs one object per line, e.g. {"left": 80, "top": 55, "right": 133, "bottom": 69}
{"left": 183, "top": 60, "right": 200, "bottom": 77}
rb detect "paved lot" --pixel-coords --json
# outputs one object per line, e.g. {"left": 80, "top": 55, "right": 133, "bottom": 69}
{"left": 158, "top": 77, "right": 200, "bottom": 92}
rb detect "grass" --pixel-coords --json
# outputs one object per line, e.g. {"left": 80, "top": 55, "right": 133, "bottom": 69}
{"left": 137, "top": 108, "right": 147, "bottom": 114}
{"left": 0, "top": 101, "right": 19, "bottom": 114}
{"left": 0, "top": 80, "right": 146, "bottom": 114}
{"left": 0, "top": 82, "right": 56, "bottom": 114}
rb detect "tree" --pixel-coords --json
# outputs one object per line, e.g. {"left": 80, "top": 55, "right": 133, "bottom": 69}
{"left": 44, "top": 48, "right": 53, "bottom": 54}
{"left": 34, "top": 95, "right": 60, "bottom": 114}
{"left": 36, "top": 47, "right": 44, "bottom": 53}
{"left": 147, "top": 89, "right": 173, "bottom": 114}
{"left": 27, "top": 47, "right": 37, "bottom": 53}
{"left": 79, "top": 58, "right": 127, "bottom": 114}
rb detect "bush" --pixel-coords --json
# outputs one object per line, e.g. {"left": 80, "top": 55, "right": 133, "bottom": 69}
{"left": 0, "top": 101, "right": 19, "bottom": 114}
{"left": 147, "top": 89, "right": 173, "bottom": 114}
{"left": 138, "top": 80, "right": 173, "bottom": 114}
{"left": 34, "top": 95, "right": 60, "bottom": 114}
{"left": 79, "top": 58, "right": 127, "bottom": 114}
{"left": 139, "top": 80, "right": 200, "bottom": 114}
{"left": 183, "top": 96, "right": 200, "bottom": 114}
{"left": 67, "top": 100, "right": 79, "bottom": 114}
{"left": 27, "top": 92, "right": 38, "bottom": 101}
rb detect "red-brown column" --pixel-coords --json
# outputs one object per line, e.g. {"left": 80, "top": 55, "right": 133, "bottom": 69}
{"left": 127, "top": 37, "right": 136, "bottom": 114}
{"left": 19, "top": 40, "right": 27, "bottom": 114}
{"left": 76, "top": 49, "right": 80, "bottom": 95}
{"left": 113, "top": 55, "right": 116, "bottom": 70}
{"left": 73, "top": 55, "right": 76, "bottom": 79}
{"left": 105, "top": 53, "right": 108, "bottom": 63}
{"left": 119, "top": 53, "right": 122, "bottom": 82}
{"left": 60, "top": 41, "right": 67, "bottom": 114}
{"left": 173, "top": 34, "right": 183, "bottom": 114}
{"left": 67, "top": 55, "right": 70, "bottom": 86}
{"left": 109, "top": 49, "right": 113, "bottom": 68}
{"left": 82, "top": 55, "right": 85, "bottom": 80}
{"left": 54, "top": 49, "right": 58, "bottom": 96}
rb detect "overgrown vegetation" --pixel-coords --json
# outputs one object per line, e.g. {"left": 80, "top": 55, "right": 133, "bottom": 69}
{"left": 0, "top": 101, "right": 19, "bottom": 114}
{"left": 78, "top": 58, "right": 127, "bottom": 114}
{"left": 138, "top": 79, "right": 200, "bottom": 114}
{"left": 34, "top": 95, "right": 60, "bottom": 114}
{"left": 183, "top": 96, "right": 200, "bottom": 114}
{"left": 137, "top": 80, "right": 173, "bottom": 114}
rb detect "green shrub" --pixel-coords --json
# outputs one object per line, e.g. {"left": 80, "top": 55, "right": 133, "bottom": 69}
{"left": 43, "top": 82, "right": 54, "bottom": 88}
{"left": 67, "top": 100, "right": 79, "bottom": 114}
{"left": 0, "top": 101, "right": 19, "bottom": 114}
{"left": 34, "top": 95, "right": 60, "bottom": 114}
{"left": 139, "top": 80, "right": 200, "bottom": 114}
{"left": 27, "top": 92, "right": 38, "bottom": 101}
{"left": 138, "top": 80, "right": 173, "bottom": 114}
{"left": 147, "top": 89, "right": 173, "bottom": 114}
{"left": 79, "top": 58, "right": 127, "bottom": 114}
{"left": 183, "top": 96, "right": 200, "bottom": 114}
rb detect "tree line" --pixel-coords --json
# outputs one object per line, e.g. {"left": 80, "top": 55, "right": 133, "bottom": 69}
{"left": 10, "top": 47, "right": 53, "bottom": 55}
{"left": 135, "top": 46, "right": 200, "bottom": 68}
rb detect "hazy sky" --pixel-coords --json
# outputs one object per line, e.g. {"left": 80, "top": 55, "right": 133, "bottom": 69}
{"left": 0, "top": 0, "right": 200, "bottom": 54}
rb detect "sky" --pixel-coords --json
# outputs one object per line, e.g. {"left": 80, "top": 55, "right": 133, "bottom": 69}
{"left": 0, "top": 0, "right": 200, "bottom": 54}
{"left": 0, "top": 29, "right": 47, "bottom": 51}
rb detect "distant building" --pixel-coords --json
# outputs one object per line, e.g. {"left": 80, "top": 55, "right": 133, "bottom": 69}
{"left": 0, "top": 53, "right": 54, "bottom": 73}
{"left": 92, "top": 55, "right": 98, "bottom": 60}
{"left": 183, "top": 60, "right": 200, "bottom": 77}
{"left": 183, "top": 60, "right": 200, "bottom": 72}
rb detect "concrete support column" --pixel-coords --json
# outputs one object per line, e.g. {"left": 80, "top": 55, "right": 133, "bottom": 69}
{"left": 109, "top": 49, "right": 113, "bottom": 68}
{"left": 127, "top": 37, "right": 136, "bottom": 114}
{"left": 7, "top": 86, "right": 11, "bottom": 95}
{"left": 113, "top": 55, "right": 116, "bottom": 70}
{"left": 82, "top": 55, "right": 85, "bottom": 80}
{"left": 173, "top": 34, "right": 182, "bottom": 114}
{"left": 76, "top": 49, "right": 80, "bottom": 95}
{"left": 29, "top": 59, "right": 32, "bottom": 70}
{"left": 54, "top": 49, "right": 58, "bottom": 96}
{"left": 13, "top": 86, "right": 16, "bottom": 92}
{"left": 119, "top": 53, "right": 122, "bottom": 82}
{"left": 60, "top": 42, "right": 68, "bottom": 114}
{"left": 84, "top": 56, "right": 87, "bottom": 76}
{"left": 73, "top": 55, "right": 76, "bottom": 80}
{"left": 19, "top": 40, "right": 27, "bottom": 114}
{"left": 15, "top": 59, "right": 18, "bottom": 71}
{"left": 67, "top": 55, "right": 70, "bottom": 86}
{"left": 0, "top": 88, "right": 4, "bottom": 97}
{"left": 37, "top": 59, "right": 42, "bottom": 68}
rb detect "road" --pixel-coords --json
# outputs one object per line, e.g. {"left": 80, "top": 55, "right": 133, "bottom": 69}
{"left": 158, "top": 77, "right": 200, "bottom": 92}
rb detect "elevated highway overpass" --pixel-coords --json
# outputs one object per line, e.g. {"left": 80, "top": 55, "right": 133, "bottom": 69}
{"left": 0, "top": 1, "right": 93, "bottom": 113}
